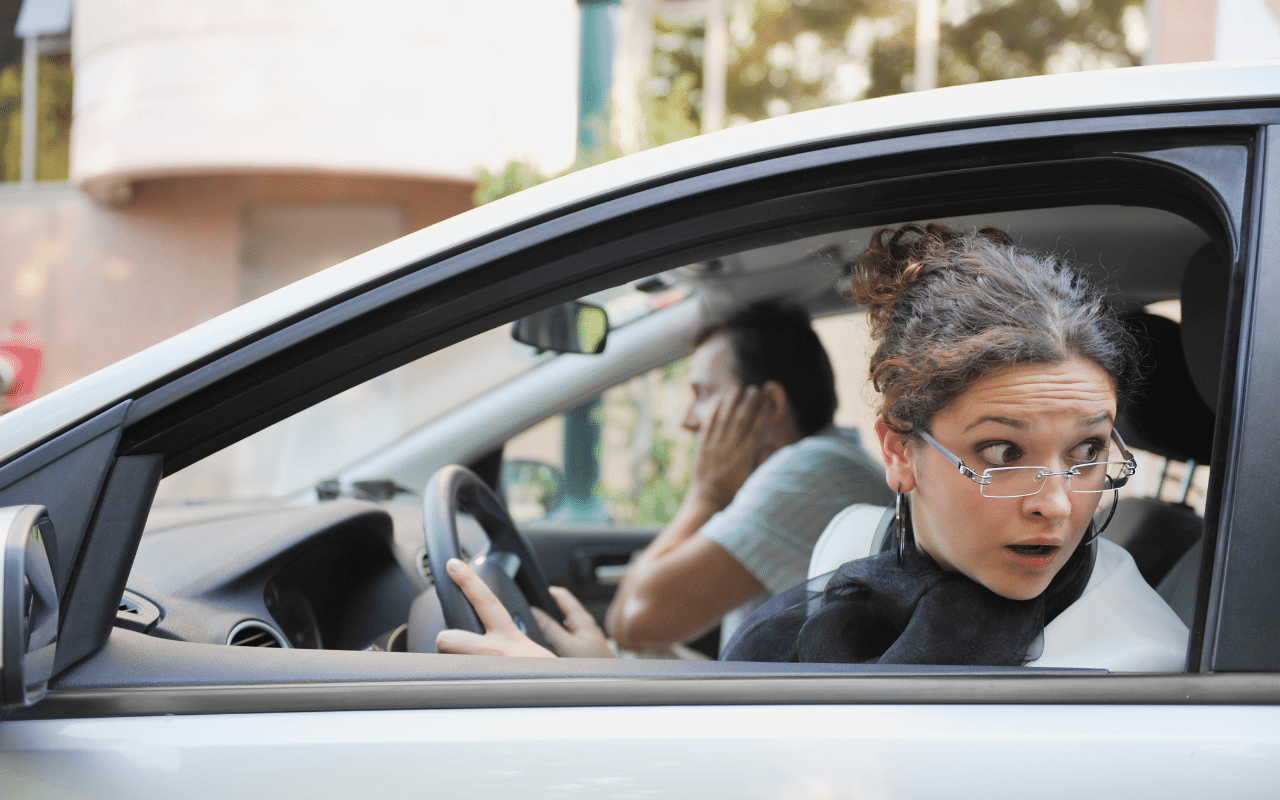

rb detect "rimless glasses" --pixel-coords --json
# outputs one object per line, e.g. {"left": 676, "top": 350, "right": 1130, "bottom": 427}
{"left": 916, "top": 428, "right": 1138, "bottom": 499}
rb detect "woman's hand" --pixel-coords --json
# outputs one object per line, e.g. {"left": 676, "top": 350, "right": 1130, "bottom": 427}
{"left": 434, "top": 558, "right": 613, "bottom": 659}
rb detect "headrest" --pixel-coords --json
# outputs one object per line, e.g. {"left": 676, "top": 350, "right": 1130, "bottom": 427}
{"left": 1179, "top": 243, "right": 1229, "bottom": 413}
{"left": 1116, "top": 312, "right": 1215, "bottom": 465}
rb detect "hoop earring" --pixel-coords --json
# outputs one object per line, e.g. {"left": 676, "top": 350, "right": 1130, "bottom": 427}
{"left": 895, "top": 485, "right": 912, "bottom": 564}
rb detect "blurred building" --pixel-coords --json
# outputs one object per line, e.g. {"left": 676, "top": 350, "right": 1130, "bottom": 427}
{"left": 1149, "top": 0, "right": 1280, "bottom": 63}
{"left": 1, "top": 0, "right": 1277, "bottom": 405}
{"left": 1, "top": 0, "right": 578, "bottom": 398}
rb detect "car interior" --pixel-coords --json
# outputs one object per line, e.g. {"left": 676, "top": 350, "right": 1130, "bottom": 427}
{"left": 100, "top": 198, "right": 1224, "bottom": 677}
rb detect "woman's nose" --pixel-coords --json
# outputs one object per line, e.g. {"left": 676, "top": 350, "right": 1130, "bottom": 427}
{"left": 1023, "top": 472, "right": 1074, "bottom": 519}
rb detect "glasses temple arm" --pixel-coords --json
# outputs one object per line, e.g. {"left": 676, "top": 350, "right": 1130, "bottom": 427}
{"left": 1110, "top": 428, "right": 1138, "bottom": 475}
{"left": 917, "top": 430, "right": 989, "bottom": 484}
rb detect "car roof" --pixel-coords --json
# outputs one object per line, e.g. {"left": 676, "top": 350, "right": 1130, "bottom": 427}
{"left": 2, "top": 59, "right": 1277, "bottom": 465}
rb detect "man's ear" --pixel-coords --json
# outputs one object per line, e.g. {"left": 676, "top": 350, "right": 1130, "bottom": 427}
{"left": 758, "top": 380, "right": 790, "bottom": 423}
{"left": 874, "top": 416, "right": 917, "bottom": 493}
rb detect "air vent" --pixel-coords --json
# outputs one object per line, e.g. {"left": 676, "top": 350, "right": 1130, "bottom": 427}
{"left": 116, "top": 589, "right": 163, "bottom": 634}
{"left": 227, "top": 620, "right": 290, "bottom": 648}
{"left": 416, "top": 547, "right": 433, "bottom": 583}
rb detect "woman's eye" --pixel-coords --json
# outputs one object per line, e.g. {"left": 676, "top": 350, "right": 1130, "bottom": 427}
{"left": 977, "top": 442, "right": 1022, "bottom": 466}
{"left": 1068, "top": 439, "right": 1105, "bottom": 463}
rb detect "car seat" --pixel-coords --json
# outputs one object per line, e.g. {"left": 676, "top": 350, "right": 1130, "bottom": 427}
{"left": 1109, "top": 311, "right": 1212, "bottom": 588}
{"left": 1152, "top": 243, "right": 1231, "bottom": 627}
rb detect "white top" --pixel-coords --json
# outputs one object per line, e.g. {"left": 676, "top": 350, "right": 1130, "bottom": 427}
{"left": 808, "top": 504, "right": 1190, "bottom": 672}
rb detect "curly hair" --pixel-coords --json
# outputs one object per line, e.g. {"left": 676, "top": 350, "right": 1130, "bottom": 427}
{"left": 847, "top": 223, "right": 1138, "bottom": 434}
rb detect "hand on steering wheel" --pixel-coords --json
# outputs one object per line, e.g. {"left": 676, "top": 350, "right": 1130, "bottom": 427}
{"left": 435, "top": 559, "right": 556, "bottom": 657}
{"left": 418, "top": 464, "right": 564, "bottom": 652}
{"left": 435, "top": 558, "right": 613, "bottom": 658}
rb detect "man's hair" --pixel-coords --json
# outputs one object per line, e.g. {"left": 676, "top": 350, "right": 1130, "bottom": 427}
{"left": 694, "top": 302, "right": 838, "bottom": 436}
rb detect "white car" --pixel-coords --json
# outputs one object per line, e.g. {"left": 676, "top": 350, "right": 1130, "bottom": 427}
{"left": 2, "top": 61, "right": 1279, "bottom": 798}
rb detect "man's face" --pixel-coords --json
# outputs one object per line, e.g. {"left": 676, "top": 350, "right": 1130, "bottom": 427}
{"left": 682, "top": 333, "right": 740, "bottom": 433}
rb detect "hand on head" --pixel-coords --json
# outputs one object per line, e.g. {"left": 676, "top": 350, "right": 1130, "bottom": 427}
{"left": 434, "top": 558, "right": 613, "bottom": 659}
{"left": 690, "top": 384, "right": 778, "bottom": 509}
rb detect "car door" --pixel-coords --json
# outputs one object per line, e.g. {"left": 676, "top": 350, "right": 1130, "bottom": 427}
{"left": 3, "top": 74, "right": 1280, "bottom": 797}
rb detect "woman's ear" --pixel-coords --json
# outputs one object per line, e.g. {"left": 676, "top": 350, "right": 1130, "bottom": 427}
{"left": 874, "top": 416, "right": 917, "bottom": 493}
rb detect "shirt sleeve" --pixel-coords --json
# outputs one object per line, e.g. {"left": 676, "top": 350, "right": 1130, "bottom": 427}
{"left": 699, "top": 433, "right": 893, "bottom": 596}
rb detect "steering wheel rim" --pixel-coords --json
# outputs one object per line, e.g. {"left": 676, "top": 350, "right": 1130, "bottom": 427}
{"left": 422, "top": 464, "right": 561, "bottom": 648}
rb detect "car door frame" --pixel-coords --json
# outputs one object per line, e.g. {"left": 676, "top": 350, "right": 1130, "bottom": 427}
{"left": 2, "top": 103, "right": 1279, "bottom": 716}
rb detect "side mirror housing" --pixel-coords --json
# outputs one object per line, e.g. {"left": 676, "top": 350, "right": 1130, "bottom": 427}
{"left": 1, "top": 505, "right": 59, "bottom": 710}
{"left": 512, "top": 301, "right": 609, "bottom": 355}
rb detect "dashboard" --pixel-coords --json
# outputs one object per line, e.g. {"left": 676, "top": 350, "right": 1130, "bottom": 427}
{"left": 122, "top": 499, "right": 427, "bottom": 651}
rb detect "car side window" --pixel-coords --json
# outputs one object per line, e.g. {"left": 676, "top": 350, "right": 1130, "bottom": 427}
{"left": 502, "top": 358, "right": 695, "bottom": 525}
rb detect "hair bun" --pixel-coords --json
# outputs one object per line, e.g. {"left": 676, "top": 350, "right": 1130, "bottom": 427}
{"left": 849, "top": 224, "right": 1011, "bottom": 336}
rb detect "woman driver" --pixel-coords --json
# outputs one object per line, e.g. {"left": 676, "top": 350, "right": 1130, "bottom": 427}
{"left": 436, "top": 224, "right": 1189, "bottom": 671}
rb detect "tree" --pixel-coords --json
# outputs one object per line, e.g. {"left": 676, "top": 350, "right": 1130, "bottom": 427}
{"left": 661, "top": 0, "right": 1146, "bottom": 126}
{"left": 477, "top": 0, "right": 1146, "bottom": 205}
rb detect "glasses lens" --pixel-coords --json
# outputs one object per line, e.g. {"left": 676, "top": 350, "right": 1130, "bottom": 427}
{"left": 1068, "top": 461, "right": 1130, "bottom": 493}
{"left": 980, "top": 467, "right": 1046, "bottom": 498}
{"left": 980, "top": 462, "right": 1132, "bottom": 497}
{"left": 1059, "top": 460, "right": 1131, "bottom": 494}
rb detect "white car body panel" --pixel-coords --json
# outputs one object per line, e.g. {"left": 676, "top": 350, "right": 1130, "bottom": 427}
{"left": 2, "top": 60, "right": 1278, "bottom": 465}
{"left": 3, "top": 704, "right": 1278, "bottom": 798}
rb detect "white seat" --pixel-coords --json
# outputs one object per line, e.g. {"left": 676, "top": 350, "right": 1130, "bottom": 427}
{"left": 807, "top": 503, "right": 886, "bottom": 579}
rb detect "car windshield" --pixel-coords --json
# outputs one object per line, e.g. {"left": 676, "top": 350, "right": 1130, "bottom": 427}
{"left": 153, "top": 280, "right": 690, "bottom": 504}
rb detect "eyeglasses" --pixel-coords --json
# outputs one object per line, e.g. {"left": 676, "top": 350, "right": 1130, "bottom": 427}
{"left": 916, "top": 428, "right": 1137, "bottom": 499}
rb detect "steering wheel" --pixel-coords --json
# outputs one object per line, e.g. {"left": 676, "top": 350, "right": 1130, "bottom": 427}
{"left": 418, "top": 464, "right": 562, "bottom": 651}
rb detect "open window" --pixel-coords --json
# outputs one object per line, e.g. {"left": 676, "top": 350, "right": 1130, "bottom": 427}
{"left": 1, "top": 114, "right": 1260, "bottom": 720}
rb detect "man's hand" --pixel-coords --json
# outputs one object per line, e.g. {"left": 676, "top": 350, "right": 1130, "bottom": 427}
{"left": 435, "top": 559, "right": 613, "bottom": 659}
{"left": 533, "top": 587, "right": 614, "bottom": 658}
{"left": 690, "top": 385, "right": 775, "bottom": 511}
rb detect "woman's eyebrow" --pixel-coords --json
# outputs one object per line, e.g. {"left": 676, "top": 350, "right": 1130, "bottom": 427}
{"left": 962, "top": 412, "right": 1114, "bottom": 433}
{"left": 1079, "top": 413, "right": 1114, "bottom": 427}
{"left": 963, "top": 416, "right": 1025, "bottom": 432}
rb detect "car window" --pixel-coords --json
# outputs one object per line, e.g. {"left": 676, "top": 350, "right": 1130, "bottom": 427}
{"left": 502, "top": 357, "right": 696, "bottom": 525}
{"left": 501, "top": 309, "right": 889, "bottom": 527}
{"left": 151, "top": 280, "right": 690, "bottom": 505}
{"left": 130, "top": 199, "right": 1225, "bottom": 673}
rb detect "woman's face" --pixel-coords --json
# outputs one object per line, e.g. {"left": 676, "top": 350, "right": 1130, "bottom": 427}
{"left": 877, "top": 357, "right": 1119, "bottom": 601}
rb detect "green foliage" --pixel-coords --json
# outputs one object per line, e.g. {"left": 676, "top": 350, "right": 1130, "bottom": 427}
{"left": 472, "top": 160, "right": 548, "bottom": 206}
{"left": 0, "top": 54, "right": 73, "bottom": 182}
{"left": 477, "top": 1, "right": 1145, "bottom": 206}
{"left": 680, "top": 0, "right": 1143, "bottom": 124}
{"left": 472, "top": 120, "right": 621, "bottom": 206}
{"left": 627, "top": 436, "right": 696, "bottom": 525}
{"left": 644, "top": 72, "right": 701, "bottom": 148}
{"left": 0, "top": 64, "right": 19, "bottom": 179}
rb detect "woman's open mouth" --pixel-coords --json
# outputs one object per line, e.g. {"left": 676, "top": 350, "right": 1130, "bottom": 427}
{"left": 1004, "top": 543, "right": 1060, "bottom": 568}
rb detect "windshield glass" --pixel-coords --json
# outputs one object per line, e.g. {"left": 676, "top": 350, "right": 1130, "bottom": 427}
{"left": 153, "top": 280, "right": 689, "bottom": 504}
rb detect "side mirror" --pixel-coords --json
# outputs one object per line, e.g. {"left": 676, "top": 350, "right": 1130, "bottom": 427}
{"left": 501, "top": 459, "right": 565, "bottom": 523}
{"left": 512, "top": 301, "right": 609, "bottom": 355}
{"left": 1, "top": 505, "right": 58, "bottom": 710}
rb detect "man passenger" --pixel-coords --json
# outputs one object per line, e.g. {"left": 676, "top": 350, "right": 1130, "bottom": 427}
{"left": 605, "top": 303, "right": 892, "bottom": 652}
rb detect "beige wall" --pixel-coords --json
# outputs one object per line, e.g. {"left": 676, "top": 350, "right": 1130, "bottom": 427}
{"left": 1151, "top": 0, "right": 1219, "bottom": 64}
{"left": 70, "top": 0, "right": 580, "bottom": 200}
{"left": 0, "top": 174, "right": 473, "bottom": 399}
